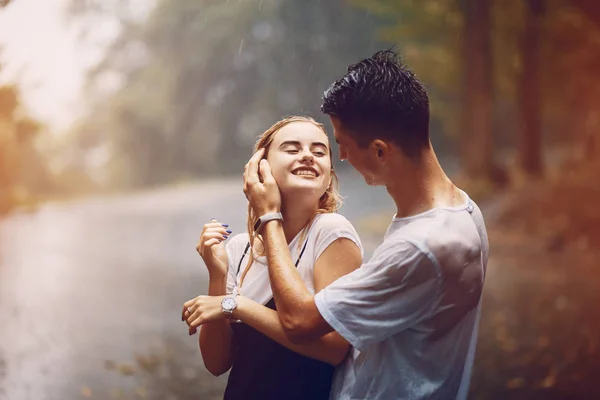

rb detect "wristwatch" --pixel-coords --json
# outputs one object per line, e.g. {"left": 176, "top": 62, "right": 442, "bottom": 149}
{"left": 221, "top": 294, "right": 238, "bottom": 315}
{"left": 253, "top": 212, "right": 284, "bottom": 232}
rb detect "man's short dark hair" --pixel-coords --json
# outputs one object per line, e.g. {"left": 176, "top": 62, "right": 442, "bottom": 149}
{"left": 321, "top": 49, "right": 430, "bottom": 158}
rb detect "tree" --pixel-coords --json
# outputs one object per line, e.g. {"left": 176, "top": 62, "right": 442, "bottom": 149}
{"left": 462, "top": 0, "right": 498, "bottom": 181}
{"left": 69, "top": 0, "right": 384, "bottom": 187}
{"left": 571, "top": 0, "right": 600, "bottom": 27}
{"left": 517, "top": 0, "right": 545, "bottom": 177}
{"left": 349, "top": 0, "right": 500, "bottom": 181}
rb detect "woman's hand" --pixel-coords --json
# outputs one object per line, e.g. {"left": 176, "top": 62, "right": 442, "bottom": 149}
{"left": 196, "top": 219, "right": 231, "bottom": 278}
{"left": 182, "top": 295, "right": 227, "bottom": 335}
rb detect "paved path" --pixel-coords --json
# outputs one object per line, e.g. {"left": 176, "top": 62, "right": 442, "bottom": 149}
{"left": 0, "top": 170, "right": 393, "bottom": 400}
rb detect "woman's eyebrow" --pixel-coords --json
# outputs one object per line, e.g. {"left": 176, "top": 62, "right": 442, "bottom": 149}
{"left": 279, "top": 140, "right": 301, "bottom": 148}
{"left": 279, "top": 140, "right": 328, "bottom": 149}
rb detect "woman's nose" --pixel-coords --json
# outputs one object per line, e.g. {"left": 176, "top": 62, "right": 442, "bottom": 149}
{"left": 299, "top": 151, "right": 314, "bottom": 164}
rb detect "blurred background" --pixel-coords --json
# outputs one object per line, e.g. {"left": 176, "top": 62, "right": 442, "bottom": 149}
{"left": 0, "top": 0, "right": 599, "bottom": 399}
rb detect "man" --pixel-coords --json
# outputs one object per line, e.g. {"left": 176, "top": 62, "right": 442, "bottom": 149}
{"left": 241, "top": 50, "right": 489, "bottom": 399}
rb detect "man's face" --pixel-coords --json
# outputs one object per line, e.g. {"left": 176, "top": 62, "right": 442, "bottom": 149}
{"left": 330, "top": 116, "right": 383, "bottom": 186}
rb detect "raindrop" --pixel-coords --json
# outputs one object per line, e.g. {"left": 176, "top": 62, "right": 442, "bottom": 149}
{"left": 239, "top": 38, "right": 245, "bottom": 54}
{"left": 253, "top": 21, "right": 273, "bottom": 41}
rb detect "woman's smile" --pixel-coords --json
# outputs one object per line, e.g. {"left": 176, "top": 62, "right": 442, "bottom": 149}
{"left": 291, "top": 167, "right": 319, "bottom": 178}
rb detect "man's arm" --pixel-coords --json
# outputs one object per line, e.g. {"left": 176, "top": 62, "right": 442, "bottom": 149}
{"left": 242, "top": 149, "right": 342, "bottom": 342}
{"left": 184, "top": 292, "right": 348, "bottom": 365}
{"left": 260, "top": 220, "right": 335, "bottom": 342}
{"left": 233, "top": 296, "right": 349, "bottom": 365}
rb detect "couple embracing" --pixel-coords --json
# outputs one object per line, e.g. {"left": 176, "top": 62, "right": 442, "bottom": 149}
{"left": 182, "top": 50, "right": 489, "bottom": 400}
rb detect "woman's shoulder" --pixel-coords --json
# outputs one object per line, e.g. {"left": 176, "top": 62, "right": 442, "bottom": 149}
{"left": 228, "top": 232, "right": 250, "bottom": 245}
{"left": 310, "top": 212, "right": 364, "bottom": 259}
{"left": 225, "top": 232, "right": 250, "bottom": 254}
{"left": 312, "top": 212, "right": 357, "bottom": 232}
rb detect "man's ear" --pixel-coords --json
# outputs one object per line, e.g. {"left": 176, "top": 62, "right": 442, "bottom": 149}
{"left": 372, "top": 139, "right": 388, "bottom": 160}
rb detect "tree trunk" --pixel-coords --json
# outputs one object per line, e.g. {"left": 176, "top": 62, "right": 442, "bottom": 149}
{"left": 571, "top": 0, "right": 600, "bottom": 28}
{"left": 517, "top": 0, "right": 545, "bottom": 177}
{"left": 462, "top": 0, "right": 496, "bottom": 180}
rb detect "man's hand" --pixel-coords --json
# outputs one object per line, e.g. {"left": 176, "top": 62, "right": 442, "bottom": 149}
{"left": 182, "top": 295, "right": 227, "bottom": 335}
{"left": 243, "top": 148, "right": 281, "bottom": 216}
{"left": 196, "top": 218, "right": 230, "bottom": 278}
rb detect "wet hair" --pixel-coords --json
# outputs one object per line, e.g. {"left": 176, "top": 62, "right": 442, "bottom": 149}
{"left": 239, "top": 116, "right": 342, "bottom": 291}
{"left": 321, "top": 49, "right": 430, "bottom": 158}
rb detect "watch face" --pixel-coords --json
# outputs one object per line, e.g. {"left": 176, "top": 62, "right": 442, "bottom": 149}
{"left": 222, "top": 296, "right": 236, "bottom": 311}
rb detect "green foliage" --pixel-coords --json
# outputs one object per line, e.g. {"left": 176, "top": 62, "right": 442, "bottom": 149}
{"left": 350, "top": 0, "right": 600, "bottom": 163}
{"left": 72, "top": 0, "right": 387, "bottom": 188}
{"left": 349, "top": 0, "right": 464, "bottom": 138}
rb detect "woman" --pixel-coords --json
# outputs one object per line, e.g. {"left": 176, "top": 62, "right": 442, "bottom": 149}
{"left": 182, "top": 116, "right": 363, "bottom": 399}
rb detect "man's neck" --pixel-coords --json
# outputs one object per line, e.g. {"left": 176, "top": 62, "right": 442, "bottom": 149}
{"left": 280, "top": 196, "right": 318, "bottom": 243}
{"left": 385, "top": 149, "right": 463, "bottom": 219}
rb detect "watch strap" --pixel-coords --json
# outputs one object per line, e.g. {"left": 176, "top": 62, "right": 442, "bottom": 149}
{"left": 253, "top": 212, "right": 283, "bottom": 232}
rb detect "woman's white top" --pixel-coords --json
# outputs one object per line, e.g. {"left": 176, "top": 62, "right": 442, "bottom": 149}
{"left": 225, "top": 213, "right": 363, "bottom": 305}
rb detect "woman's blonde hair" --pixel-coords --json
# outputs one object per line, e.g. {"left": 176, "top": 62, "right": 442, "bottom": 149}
{"left": 238, "top": 116, "right": 342, "bottom": 291}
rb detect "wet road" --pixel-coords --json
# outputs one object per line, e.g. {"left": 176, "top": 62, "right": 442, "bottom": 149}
{"left": 0, "top": 170, "right": 393, "bottom": 400}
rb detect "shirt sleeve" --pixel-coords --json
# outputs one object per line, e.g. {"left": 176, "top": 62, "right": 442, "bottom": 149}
{"left": 312, "top": 213, "right": 364, "bottom": 262}
{"left": 314, "top": 239, "right": 441, "bottom": 352}
{"left": 225, "top": 233, "right": 249, "bottom": 294}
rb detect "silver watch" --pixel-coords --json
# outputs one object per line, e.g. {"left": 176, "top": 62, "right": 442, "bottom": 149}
{"left": 221, "top": 294, "right": 238, "bottom": 314}
{"left": 253, "top": 212, "right": 284, "bottom": 232}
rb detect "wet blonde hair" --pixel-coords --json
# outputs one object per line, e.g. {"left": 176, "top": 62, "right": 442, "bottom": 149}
{"left": 238, "top": 116, "right": 342, "bottom": 290}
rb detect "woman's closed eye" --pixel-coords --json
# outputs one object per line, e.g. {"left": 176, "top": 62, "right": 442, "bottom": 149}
{"left": 283, "top": 147, "right": 327, "bottom": 156}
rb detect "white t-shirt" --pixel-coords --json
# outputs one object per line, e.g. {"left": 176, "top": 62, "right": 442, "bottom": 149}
{"left": 225, "top": 213, "right": 364, "bottom": 305}
{"left": 315, "top": 193, "right": 489, "bottom": 400}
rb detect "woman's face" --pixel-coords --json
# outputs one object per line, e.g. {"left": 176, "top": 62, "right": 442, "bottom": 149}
{"left": 265, "top": 121, "right": 332, "bottom": 201}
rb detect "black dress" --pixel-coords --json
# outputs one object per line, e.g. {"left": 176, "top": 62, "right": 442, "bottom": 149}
{"left": 223, "top": 240, "right": 334, "bottom": 400}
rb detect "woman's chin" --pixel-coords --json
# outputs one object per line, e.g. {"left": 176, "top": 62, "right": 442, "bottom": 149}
{"left": 280, "top": 182, "right": 326, "bottom": 201}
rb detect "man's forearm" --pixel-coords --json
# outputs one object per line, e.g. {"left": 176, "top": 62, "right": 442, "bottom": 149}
{"left": 232, "top": 296, "right": 349, "bottom": 365}
{"left": 262, "top": 220, "right": 313, "bottom": 315}
{"left": 261, "top": 220, "right": 326, "bottom": 340}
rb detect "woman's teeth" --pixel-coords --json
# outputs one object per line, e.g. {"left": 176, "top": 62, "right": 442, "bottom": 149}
{"left": 294, "top": 170, "right": 316, "bottom": 177}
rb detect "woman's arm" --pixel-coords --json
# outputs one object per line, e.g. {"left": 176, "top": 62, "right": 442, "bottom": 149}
{"left": 192, "top": 220, "right": 236, "bottom": 376}
{"left": 185, "top": 237, "right": 362, "bottom": 366}
{"left": 198, "top": 274, "right": 236, "bottom": 376}
{"left": 232, "top": 237, "right": 362, "bottom": 365}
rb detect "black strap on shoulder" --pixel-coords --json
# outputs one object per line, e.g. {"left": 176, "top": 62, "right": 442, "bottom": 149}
{"left": 236, "top": 242, "right": 251, "bottom": 275}
{"left": 236, "top": 235, "right": 310, "bottom": 276}
{"left": 295, "top": 236, "right": 309, "bottom": 267}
